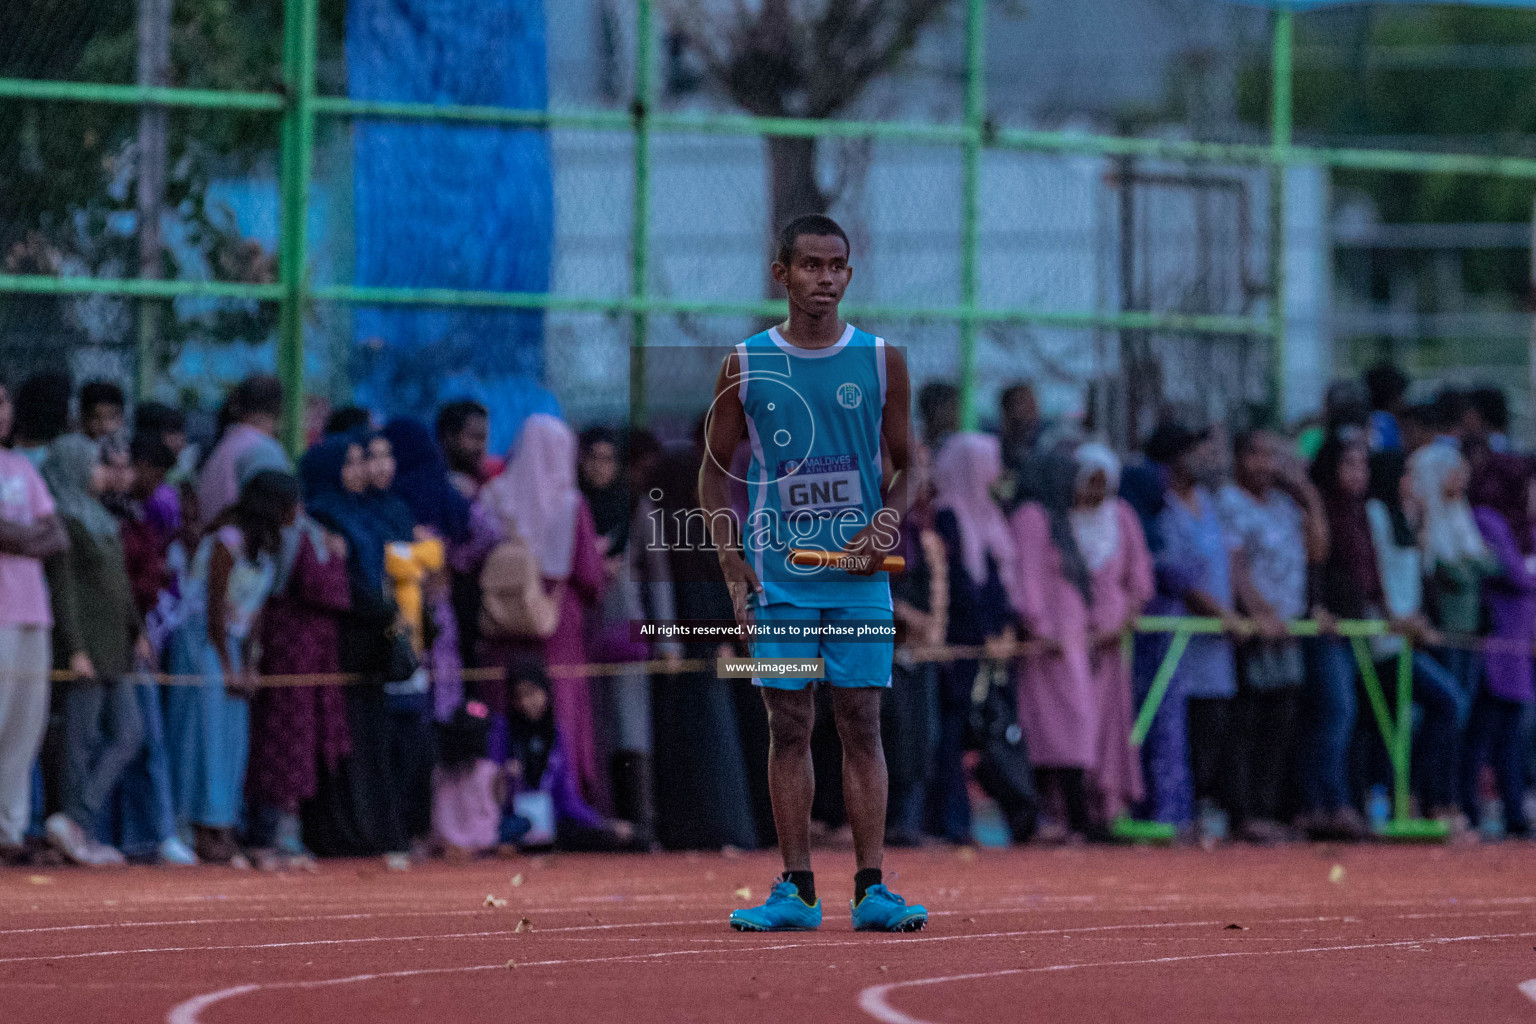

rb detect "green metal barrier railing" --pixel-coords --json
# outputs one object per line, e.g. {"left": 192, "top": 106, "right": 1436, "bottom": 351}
{"left": 4, "top": 4, "right": 1536, "bottom": 447}
{"left": 1125, "top": 616, "right": 1448, "bottom": 843}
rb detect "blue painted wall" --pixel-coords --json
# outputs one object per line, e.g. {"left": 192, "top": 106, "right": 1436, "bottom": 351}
{"left": 347, "top": 0, "right": 558, "bottom": 452}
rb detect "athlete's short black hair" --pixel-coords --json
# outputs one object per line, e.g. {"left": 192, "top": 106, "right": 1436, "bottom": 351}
{"left": 13, "top": 371, "right": 73, "bottom": 445}
{"left": 80, "top": 379, "right": 126, "bottom": 415}
{"left": 324, "top": 405, "right": 372, "bottom": 436}
{"left": 230, "top": 375, "right": 283, "bottom": 421}
{"left": 1363, "top": 362, "right": 1409, "bottom": 412}
{"left": 135, "top": 401, "right": 185, "bottom": 438}
{"left": 436, "top": 399, "right": 488, "bottom": 440}
{"left": 130, "top": 431, "right": 177, "bottom": 472}
{"left": 918, "top": 380, "right": 958, "bottom": 422}
{"left": 1399, "top": 401, "right": 1436, "bottom": 431}
{"left": 1432, "top": 388, "right": 1468, "bottom": 432}
{"left": 776, "top": 214, "right": 850, "bottom": 266}
{"left": 1468, "top": 386, "right": 1510, "bottom": 433}
{"left": 436, "top": 701, "right": 491, "bottom": 773}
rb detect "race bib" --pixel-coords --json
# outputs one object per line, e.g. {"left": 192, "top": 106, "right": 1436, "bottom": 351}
{"left": 776, "top": 454, "right": 863, "bottom": 514}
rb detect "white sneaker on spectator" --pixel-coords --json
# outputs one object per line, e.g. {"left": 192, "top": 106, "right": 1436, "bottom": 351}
{"left": 46, "top": 813, "right": 125, "bottom": 866}
{"left": 158, "top": 836, "right": 199, "bottom": 866}
{"left": 85, "top": 841, "right": 127, "bottom": 866}
{"left": 45, "top": 813, "right": 91, "bottom": 864}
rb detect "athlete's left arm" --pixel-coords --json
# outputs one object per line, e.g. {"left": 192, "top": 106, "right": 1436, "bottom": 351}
{"left": 841, "top": 344, "right": 912, "bottom": 575}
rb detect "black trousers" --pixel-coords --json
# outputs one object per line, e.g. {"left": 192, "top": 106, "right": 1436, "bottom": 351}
{"left": 1187, "top": 696, "right": 1231, "bottom": 809}
{"left": 1221, "top": 685, "right": 1301, "bottom": 827}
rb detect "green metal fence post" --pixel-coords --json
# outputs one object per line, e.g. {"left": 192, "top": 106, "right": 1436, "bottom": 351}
{"left": 277, "top": 0, "right": 318, "bottom": 455}
{"left": 957, "top": 0, "right": 985, "bottom": 430}
{"left": 1268, "top": 7, "right": 1293, "bottom": 423}
{"left": 1129, "top": 629, "right": 1192, "bottom": 747}
{"left": 1349, "top": 635, "right": 1447, "bottom": 841}
{"left": 1351, "top": 636, "right": 1397, "bottom": 763}
{"left": 629, "top": 0, "right": 654, "bottom": 428}
{"left": 1394, "top": 644, "right": 1414, "bottom": 824}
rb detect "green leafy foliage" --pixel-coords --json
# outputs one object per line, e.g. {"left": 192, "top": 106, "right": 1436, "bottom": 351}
{"left": 1237, "top": 7, "right": 1536, "bottom": 298}
{"left": 0, "top": 0, "right": 344, "bottom": 362}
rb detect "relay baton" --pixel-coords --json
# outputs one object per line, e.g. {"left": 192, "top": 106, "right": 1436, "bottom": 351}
{"left": 789, "top": 548, "right": 906, "bottom": 573}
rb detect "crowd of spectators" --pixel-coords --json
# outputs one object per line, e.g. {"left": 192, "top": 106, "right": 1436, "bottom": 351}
{"left": 0, "top": 360, "right": 1531, "bottom": 870}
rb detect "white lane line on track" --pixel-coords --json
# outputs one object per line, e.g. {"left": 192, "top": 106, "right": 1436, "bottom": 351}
{"left": 165, "top": 942, "right": 824, "bottom": 1024}
{"left": 8, "top": 906, "right": 1525, "bottom": 967}
{"left": 11, "top": 893, "right": 1534, "bottom": 940}
{"left": 15, "top": 892, "right": 1533, "bottom": 939}
{"left": 0, "top": 910, "right": 492, "bottom": 937}
{"left": 0, "top": 919, "right": 723, "bottom": 966}
{"left": 160, "top": 928, "right": 1536, "bottom": 1024}
{"left": 167, "top": 985, "right": 262, "bottom": 1024}
{"left": 857, "top": 931, "right": 1536, "bottom": 1024}
{"left": 0, "top": 905, "right": 709, "bottom": 938}
{"left": 3, "top": 918, "right": 1219, "bottom": 967}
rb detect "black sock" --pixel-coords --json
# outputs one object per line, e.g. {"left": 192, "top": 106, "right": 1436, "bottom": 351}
{"left": 783, "top": 870, "right": 816, "bottom": 905}
{"left": 854, "top": 868, "right": 882, "bottom": 904}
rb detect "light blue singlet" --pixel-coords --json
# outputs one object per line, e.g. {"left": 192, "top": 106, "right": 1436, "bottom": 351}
{"left": 735, "top": 323, "right": 892, "bottom": 611}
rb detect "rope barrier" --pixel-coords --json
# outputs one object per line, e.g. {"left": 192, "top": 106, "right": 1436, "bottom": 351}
{"left": 32, "top": 613, "right": 1469, "bottom": 840}
{"left": 36, "top": 617, "right": 1515, "bottom": 686}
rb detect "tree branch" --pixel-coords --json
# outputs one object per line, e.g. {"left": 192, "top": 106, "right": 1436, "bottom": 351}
{"left": 663, "top": 0, "right": 951, "bottom": 119}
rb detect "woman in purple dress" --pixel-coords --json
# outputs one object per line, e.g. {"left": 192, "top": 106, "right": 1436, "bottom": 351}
{"left": 1465, "top": 454, "right": 1536, "bottom": 838}
{"left": 247, "top": 515, "right": 352, "bottom": 868}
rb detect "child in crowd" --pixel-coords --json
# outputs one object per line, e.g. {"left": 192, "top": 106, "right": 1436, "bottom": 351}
{"left": 113, "top": 432, "right": 198, "bottom": 865}
{"left": 164, "top": 470, "right": 296, "bottom": 866}
{"left": 499, "top": 658, "right": 634, "bottom": 852}
{"left": 431, "top": 700, "right": 503, "bottom": 861}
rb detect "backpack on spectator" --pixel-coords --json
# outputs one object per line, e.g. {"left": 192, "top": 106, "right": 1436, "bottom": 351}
{"left": 478, "top": 534, "right": 562, "bottom": 640}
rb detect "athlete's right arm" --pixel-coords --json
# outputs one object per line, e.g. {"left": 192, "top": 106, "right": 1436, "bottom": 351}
{"left": 699, "top": 351, "right": 762, "bottom": 626}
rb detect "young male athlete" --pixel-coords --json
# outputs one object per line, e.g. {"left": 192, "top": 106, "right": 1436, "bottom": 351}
{"left": 700, "top": 214, "right": 927, "bottom": 933}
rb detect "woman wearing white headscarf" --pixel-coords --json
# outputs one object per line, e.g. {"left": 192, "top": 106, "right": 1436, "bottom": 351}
{"left": 1009, "top": 442, "right": 1152, "bottom": 838}
{"left": 1410, "top": 443, "right": 1497, "bottom": 697}
{"left": 478, "top": 414, "right": 608, "bottom": 805}
{"left": 482, "top": 414, "right": 581, "bottom": 580}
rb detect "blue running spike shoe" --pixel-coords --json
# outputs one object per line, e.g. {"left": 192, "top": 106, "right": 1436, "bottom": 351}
{"left": 850, "top": 884, "right": 928, "bottom": 932}
{"left": 729, "top": 879, "right": 822, "bottom": 932}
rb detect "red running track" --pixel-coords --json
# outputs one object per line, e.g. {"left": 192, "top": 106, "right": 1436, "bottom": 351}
{"left": 3, "top": 844, "right": 1536, "bottom": 1023}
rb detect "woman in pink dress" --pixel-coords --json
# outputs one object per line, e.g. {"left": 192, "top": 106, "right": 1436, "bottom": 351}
{"left": 478, "top": 414, "right": 606, "bottom": 806}
{"left": 1010, "top": 443, "right": 1153, "bottom": 839}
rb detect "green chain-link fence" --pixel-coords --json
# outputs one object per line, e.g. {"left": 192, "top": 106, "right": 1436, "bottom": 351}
{"left": 5, "top": 2, "right": 1536, "bottom": 450}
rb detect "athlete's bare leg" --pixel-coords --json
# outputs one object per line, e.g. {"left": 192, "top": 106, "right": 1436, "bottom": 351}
{"left": 832, "top": 686, "right": 886, "bottom": 873}
{"left": 762, "top": 687, "right": 816, "bottom": 872}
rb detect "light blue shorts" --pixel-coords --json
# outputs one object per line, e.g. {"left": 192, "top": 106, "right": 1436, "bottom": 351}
{"left": 751, "top": 602, "right": 894, "bottom": 691}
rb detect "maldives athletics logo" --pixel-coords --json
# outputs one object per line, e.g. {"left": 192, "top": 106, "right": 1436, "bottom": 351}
{"left": 836, "top": 382, "right": 862, "bottom": 409}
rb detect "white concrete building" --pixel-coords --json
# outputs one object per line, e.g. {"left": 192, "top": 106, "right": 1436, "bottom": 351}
{"left": 542, "top": 0, "right": 1330, "bottom": 434}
